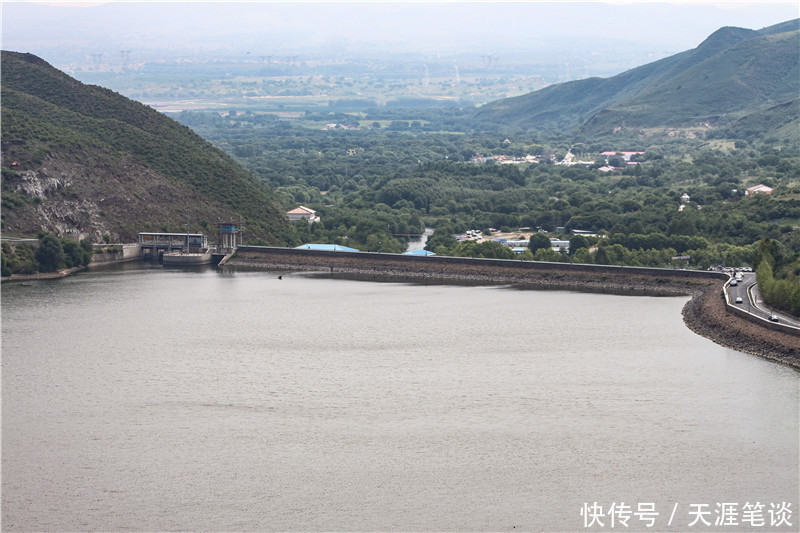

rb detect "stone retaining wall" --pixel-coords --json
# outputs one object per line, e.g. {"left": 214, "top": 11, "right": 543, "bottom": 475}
{"left": 90, "top": 243, "right": 142, "bottom": 264}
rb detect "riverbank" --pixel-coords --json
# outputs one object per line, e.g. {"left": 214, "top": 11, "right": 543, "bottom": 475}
{"left": 682, "top": 283, "right": 800, "bottom": 368}
{"left": 226, "top": 248, "right": 800, "bottom": 369}
{"left": 1, "top": 265, "right": 87, "bottom": 283}
{"left": 2, "top": 243, "right": 144, "bottom": 283}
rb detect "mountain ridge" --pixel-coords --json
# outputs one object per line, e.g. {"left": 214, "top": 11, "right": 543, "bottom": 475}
{"left": 1, "top": 51, "right": 288, "bottom": 243}
{"left": 472, "top": 19, "right": 800, "bottom": 138}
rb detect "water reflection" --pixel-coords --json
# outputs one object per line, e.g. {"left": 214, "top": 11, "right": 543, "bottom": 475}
{"left": 2, "top": 264, "right": 797, "bottom": 531}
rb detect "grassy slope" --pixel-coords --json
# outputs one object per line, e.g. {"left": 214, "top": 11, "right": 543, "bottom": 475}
{"left": 591, "top": 29, "right": 800, "bottom": 127}
{"left": 717, "top": 98, "right": 800, "bottom": 142}
{"left": 1, "top": 51, "right": 288, "bottom": 242}
{"left": 472, "top": 20, "right": 799, "bottom": 137}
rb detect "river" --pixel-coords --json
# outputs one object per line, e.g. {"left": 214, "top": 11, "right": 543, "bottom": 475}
{"left": 2, "top": 263, "right": 797, "bottom": 531}
{"left": 404, "top": 228, "right": 434, "bottom": 252}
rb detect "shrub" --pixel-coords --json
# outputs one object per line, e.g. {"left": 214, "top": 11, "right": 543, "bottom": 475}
{"left": 35, "top": 234, "right": 64, "bottom": 272}
{"left": 1, "top": 252, "right": 10, "bottom": 277}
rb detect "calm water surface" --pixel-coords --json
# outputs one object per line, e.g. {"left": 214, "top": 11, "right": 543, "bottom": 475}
{"left": 2, "top": 263, "right": 798, "bottom": 531}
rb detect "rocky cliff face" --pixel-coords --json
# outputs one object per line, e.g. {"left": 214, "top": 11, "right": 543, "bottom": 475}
{"left": 1, "top": 50, "right": 288, "bottom": 244}
{"left": 2, "top": 147, "right": 248, "bottom": 242}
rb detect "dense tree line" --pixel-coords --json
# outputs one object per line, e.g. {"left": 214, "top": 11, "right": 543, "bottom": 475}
{"left": 754, "top": 238, "right": 800, "bottom": 316}
{"left": 172, "top": 110, "right": 800, "bottom": 286}
{"left": 2, "top": 235, "right": 93, "bottom": 276}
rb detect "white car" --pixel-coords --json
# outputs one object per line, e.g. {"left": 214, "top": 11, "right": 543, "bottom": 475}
{"left": 735, "top": 297, "right": 743, "bottom": 304}
{"left": 730, "top": 279, "right": 738, "bottom": 286}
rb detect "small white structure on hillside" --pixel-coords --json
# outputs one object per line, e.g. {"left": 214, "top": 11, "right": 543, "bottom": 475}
{"left": 286, "top": 206, "right": 320, "bottom": 223}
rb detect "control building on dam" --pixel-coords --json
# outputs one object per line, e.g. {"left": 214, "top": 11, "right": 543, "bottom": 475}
{"left": 138, "top": 232, "right": 208, "bottom": 260}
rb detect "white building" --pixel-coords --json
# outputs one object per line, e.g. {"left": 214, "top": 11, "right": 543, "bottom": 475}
{"left": 286, "top": 206, "right": 320, "bottom": 223}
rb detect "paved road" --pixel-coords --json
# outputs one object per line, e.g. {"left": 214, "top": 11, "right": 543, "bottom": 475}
{"left": 0, "top": 237, "right": 38, "bottom": 244}
{"left": 727, "top": 272, "right": 800, "bottom": 328}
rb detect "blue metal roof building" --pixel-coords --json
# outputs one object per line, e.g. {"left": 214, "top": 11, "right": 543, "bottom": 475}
{"left": 294, "top": 244, "right": 360, "bottom": 252}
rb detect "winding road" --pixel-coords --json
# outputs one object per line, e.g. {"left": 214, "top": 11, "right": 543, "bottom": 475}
{"left": 727, "top": 272, "right": 800, "bottom": 328}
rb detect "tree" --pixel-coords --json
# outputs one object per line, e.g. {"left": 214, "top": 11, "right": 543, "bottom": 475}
{"left": 79, "top": 239, "right": 94, "bottom": 265}
{"left": 62, "top": 240, "right": 83, "bottom": 268}
{"left": 425, "top": 227, "right": 458, "bottom": 253}
{"left": 573, "top": 247, "right": 593, "bottom": 264}
{"left": 1, "top": 248, "right": 10, "bottom": 277}
{"left": 528, "top": 233, "right": 551, "bottom": 253}
{"left": 753, "top": 238, "right": 780, "bottom": 270}
{"left": 629, "top": 221, "right": 645, "bottom": 234}
{"left": 35, "top": 234, "right": 64, "bottom": 273}
{"left": 62, "top": 238, "right": 94, "bottom": 267}
{"left": 534, "top": 247, "right": 569, "bottom": 262}
{"left": 569, "top": 235, "right": 589, "bottom": 256}
{"left": 668, "top": 216, "right": 697, "bottom": 236}
{"left": 472, "top": 241, "right": 516, "bottom": 259}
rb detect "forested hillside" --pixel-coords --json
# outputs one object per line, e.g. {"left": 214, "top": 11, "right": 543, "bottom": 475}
{"left": 1, "top": 51, "right": 288, "bottom": 243}
{"left": 175, "top": 107, "right": 800, "bottom": 258}
{"left": 473, "top": 20, "right": 799, "bottom": 137}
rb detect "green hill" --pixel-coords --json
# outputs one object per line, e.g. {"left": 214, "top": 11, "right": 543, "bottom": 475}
{"left": 473, "top": 20, "right": 799, "bottom": 140}
{"left": 1, "top": 51, "right": 288, "bottom": 243}
{"left": 712, "top": 98, "right": 800, "bottom": 141}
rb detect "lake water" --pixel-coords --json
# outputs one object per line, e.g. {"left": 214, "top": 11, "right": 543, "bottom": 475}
{"left": 2, "top": 263, "right": 798, "bottom": 532}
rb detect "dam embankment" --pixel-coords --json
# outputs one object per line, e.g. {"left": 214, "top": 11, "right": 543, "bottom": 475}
{"left": 225, "top": 246, "right": 800, "bottom": 368}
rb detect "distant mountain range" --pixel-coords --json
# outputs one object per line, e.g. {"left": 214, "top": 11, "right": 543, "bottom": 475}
{"left": 1, "top": 51, "right": 287, "bottom": 242}
{"left": 473, "top": 19, "right": 799, "bottom": 139}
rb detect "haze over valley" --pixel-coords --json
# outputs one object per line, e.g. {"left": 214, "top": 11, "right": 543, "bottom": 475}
{"left": 4, "top": 2, "right": 798, "bottom": 111}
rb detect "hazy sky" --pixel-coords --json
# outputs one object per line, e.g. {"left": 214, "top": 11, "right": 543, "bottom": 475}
{"left": 2, "top": 1, "right": 798, "bottom": 62}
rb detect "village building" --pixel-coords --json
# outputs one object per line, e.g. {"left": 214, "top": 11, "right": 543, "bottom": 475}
{"left": 286, "top": 206, "right": 320, "bottom": 223}
{"left": 745, "top": 184, "right": 773, "bottom": 196}
{"left": 601, "top": 150, "right": 645, "bottom": 162}
{"left": 570, "top": 229, "right": 600, "bottom": 237}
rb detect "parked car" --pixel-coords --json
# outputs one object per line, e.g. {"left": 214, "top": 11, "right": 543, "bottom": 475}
{"left": 730, "top": 280, "right": 738, "bottom": 286}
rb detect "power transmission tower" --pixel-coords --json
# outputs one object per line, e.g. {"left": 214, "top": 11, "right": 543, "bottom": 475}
{"left": 481, "top": 54, "right": 497, "bottom": 70}
{"left": 120, "top": 50, "right": 131, "bottom": 72}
